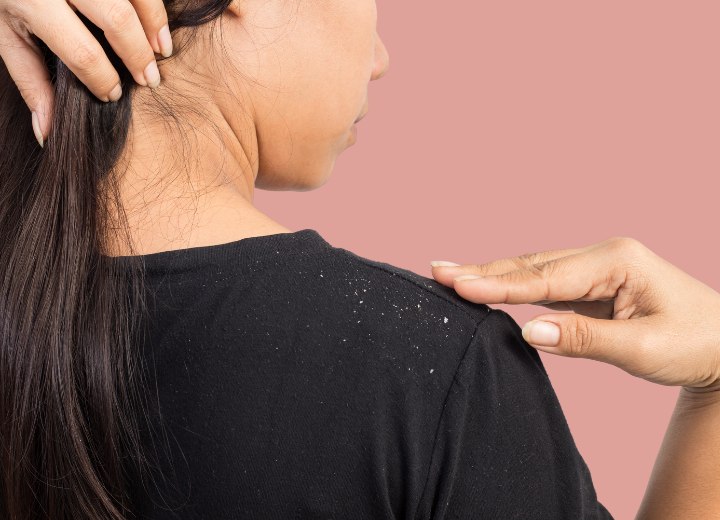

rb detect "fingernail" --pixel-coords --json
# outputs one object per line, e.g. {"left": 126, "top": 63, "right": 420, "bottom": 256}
{"left": 108, "top": 83, "right": 122, "bottom": 102}
{"left": 454, "top": 275, "right": 482, "bottom": 282}
{"left": 158, "top": 24, "right": 173, "bottom": 58}
{"left": 31, "top": 111, "right": 44, "bottom": 148}
{"left": 430, "top": 261, "right": 461, "bottom": 268}
{"left": 144, "top": 61, "right": 161, "bottom": 89}
{"left": 522, "top": 321, "right": 560, "bottom": 347}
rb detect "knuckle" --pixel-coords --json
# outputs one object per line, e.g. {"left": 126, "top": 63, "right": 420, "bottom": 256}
{"left": 567, "top": 321, "right": 594, "bottom": 356}
{"left": 513, "top": 251, "right": 548, "bottom": 272}
{"left": 608, "top": 237, "right": 652, "bottom": 275}
{"left": 72, "top": 41, "right": 101, "bottom": 71}
{"left": 608, "top": 236, "right": 648, "bottom": 258}
{"left": 532, "top": 262, "right": 555, "bottom": 300}
{"left": 514, "top": 252, "right": 536, "bottom": 268}
{"left": 510, "top": 256, "right": 530, "bottom": 272}
{"left": 517, "top": 255, "right": 552, "bottom": 281}
{"left": 106, "top": 1, "right": 136, "bottom": 31}
{"left": 4, "top": 1, "right": 31, "bottom": 23}
{"left": 532, "top": 259, "right": 554, "bottom": 279}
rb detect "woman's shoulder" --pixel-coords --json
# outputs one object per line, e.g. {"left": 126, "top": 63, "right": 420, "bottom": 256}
{"left": 330, "top": 245, "right": 493, "bottom": 324}
{"left": 310, "top": 245, "right": 551, "bottom": 398}
{"left": 283, "top": 244, "right": 498, "bottom": 375}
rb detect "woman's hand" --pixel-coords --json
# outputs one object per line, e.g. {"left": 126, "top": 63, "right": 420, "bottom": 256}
{"left": 430, "top": 237, "right": 720, "bottom": 393}
{"left": 0, "top": 0, "right": 171, "bottom": 145}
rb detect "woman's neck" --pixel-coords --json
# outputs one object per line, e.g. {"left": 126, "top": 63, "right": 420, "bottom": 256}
{"left": 102, "top": 92, "right": 292, "bottom": 257}
{"left": 104, "top": 186, "right": 292, "bottom": 257}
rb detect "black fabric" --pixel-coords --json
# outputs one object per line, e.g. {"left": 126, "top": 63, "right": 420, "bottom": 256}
{"left": 113, "top": 228, "right": 614, "bottom": 519}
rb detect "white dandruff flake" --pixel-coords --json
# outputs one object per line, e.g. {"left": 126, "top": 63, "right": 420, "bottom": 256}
{"left": 430, "top": 369, "right": 434, "bottom": 374}
{"left": 444, "top": 317, "right": 449, "bottom": 324}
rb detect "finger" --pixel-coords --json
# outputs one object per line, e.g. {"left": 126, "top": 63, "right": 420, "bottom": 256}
{"left": 70, "top": 0, "right": 160, "bottom": 88}
{"left": 449, "top": 249, "right": 623, "bottom": 305}
{"left": 26, "top": 3, "right": 123, "bottom": 102}
{"left": 519, "top": 312, "right": 653, "bottom": 376}
{"left": 0, "top": 22, "right": 55, "bottom": 145}
{"left": 430, "top": 246, "right": 586, "bottom": 286}
{"left": 128, "top": 0, "right": 172, "bottom": 58}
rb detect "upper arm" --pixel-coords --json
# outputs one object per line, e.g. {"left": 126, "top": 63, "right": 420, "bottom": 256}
{"left": 414, "top": 309, "right": 614, "bottom": 520}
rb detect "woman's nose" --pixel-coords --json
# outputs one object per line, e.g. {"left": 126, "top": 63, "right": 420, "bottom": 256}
{"left": 371, "top": 33, "right": 390, "bottom": 81}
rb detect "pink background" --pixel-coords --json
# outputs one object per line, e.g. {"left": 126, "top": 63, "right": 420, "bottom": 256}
{"left": 256, "top": 1, "right": 720, "bottom": 517}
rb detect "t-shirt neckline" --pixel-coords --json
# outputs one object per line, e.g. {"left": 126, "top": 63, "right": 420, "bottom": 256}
{"left": 103, "top": 228, "right": 332, "bottom": 272}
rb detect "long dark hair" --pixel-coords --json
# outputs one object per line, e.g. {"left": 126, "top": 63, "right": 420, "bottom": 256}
{"left": 0, "top": 1, "right": 233, "bottom": 518}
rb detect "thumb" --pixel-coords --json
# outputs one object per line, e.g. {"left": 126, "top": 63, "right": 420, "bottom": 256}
{"left": 521, "top": 313, "right": 646, "bottom": 369}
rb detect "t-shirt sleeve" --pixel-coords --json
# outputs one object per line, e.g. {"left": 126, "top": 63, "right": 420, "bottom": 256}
{"left": 413, "top": 309, "right": 614, "bottom": 519}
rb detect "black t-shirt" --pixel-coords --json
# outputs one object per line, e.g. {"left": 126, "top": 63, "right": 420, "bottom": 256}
{"left": 115, "top": 228, "right": 614, "bottom": 519}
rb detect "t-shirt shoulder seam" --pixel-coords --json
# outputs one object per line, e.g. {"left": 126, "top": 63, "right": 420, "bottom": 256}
{"left": 335, "top": 249, "right": 491, "bottom": 322}
{"left": 412, "top": 308, "right": 499, "bottom": 520}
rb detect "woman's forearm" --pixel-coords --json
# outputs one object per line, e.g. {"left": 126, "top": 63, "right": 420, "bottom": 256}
{"left": 635, "top": 388, "right": 720, "bottom": 519}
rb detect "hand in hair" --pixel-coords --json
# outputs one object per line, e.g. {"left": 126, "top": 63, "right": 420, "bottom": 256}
{"left": 0, "top": 0, "right": 172, "bottom": 147}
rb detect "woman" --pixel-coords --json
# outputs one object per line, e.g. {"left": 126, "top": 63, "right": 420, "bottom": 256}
{"left": 0, "top": 1, "right": 718, "bottom": 519}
